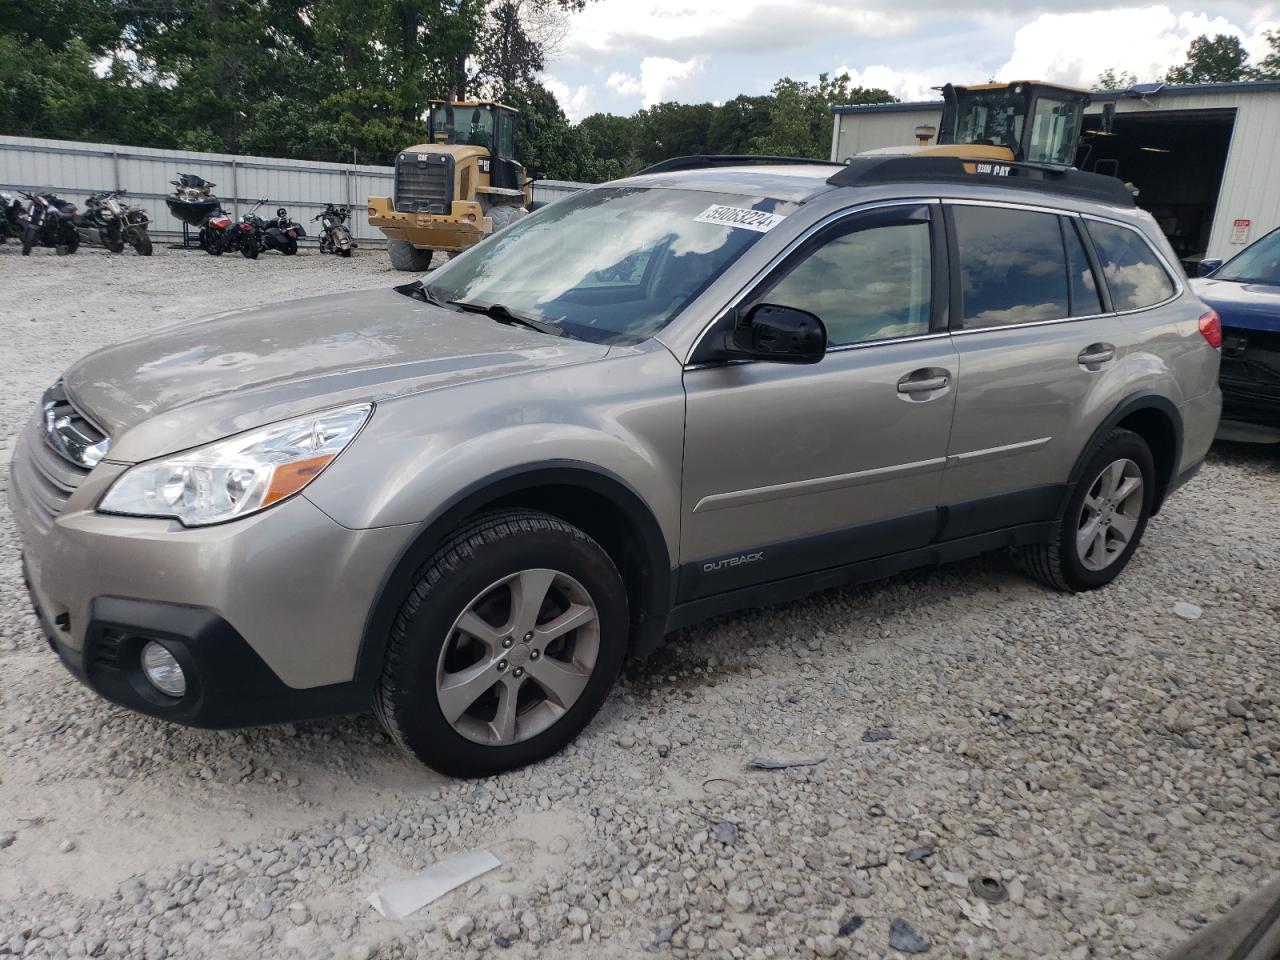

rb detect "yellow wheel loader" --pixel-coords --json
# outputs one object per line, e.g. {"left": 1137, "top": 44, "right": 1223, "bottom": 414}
{"left": 368, "top": 100, "right": 534, "bottom": 272}
{"left": 866, "top": 81, "right": 1099, "bottom": 166}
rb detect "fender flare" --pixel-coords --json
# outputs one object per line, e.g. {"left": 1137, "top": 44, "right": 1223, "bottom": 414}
{"left": 353, "top": 461, "right": 673, "bottom": 681}
{"left": 1066, "top": 391, "right": 1184, "bottom": 514}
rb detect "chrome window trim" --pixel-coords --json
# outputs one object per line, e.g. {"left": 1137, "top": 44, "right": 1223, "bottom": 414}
{"left": 684, "top": 197, "right": 939, "bottom": 368}
{"left": 684, "top": 194, "right": 1187, "bottom": 363}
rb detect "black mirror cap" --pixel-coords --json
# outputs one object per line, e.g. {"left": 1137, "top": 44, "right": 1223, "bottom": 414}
{"left": 1198, "top": 258, "right": 1223, "bottom": 277}
{"left": 724, "top": 303, "right": 827, "bottom": 364}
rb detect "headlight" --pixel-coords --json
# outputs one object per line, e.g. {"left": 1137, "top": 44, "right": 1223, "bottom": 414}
{"left": 99, "top": 404, "right": 372, "bottom": 526}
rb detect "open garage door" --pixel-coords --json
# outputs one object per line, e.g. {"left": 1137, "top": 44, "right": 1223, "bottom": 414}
{"left": 1078, "top": 108, "right": 1235, "bottom": 270}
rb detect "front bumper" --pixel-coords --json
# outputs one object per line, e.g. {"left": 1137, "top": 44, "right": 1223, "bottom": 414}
{"left": 10, "top": 415, "right": 414, "bottom": 726}
{"left": 1220, "top": 326, "right": 1280, "bottom": 427}
{"left": 366, "top": 195, "right": 489, "bottom": 251}
{"left": 23, "top": 578, "right": 372, "bottom": 728}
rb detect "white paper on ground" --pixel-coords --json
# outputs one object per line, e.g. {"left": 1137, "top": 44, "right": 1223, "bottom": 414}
{"left": 369, "top": 848, "right": 501, "bottom": 921}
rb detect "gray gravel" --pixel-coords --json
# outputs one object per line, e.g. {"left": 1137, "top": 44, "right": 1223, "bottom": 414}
{"left": 1, "top": 244, "right": 1279, "bottom": 959}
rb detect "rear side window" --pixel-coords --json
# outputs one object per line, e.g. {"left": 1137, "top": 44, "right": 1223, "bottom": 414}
{"left": 1086, "top": 221, "right": 1176, "bottom": 311}
{"left": 951, "top": 205, "right": 1069, "bottom": 328}
{"left": 1063, "top": 218, "right": 1103, "bottom": 316}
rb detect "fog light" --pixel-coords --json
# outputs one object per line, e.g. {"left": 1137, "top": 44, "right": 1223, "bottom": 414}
{"left": 141, "top": 641, "right": 186, "bottom": 697}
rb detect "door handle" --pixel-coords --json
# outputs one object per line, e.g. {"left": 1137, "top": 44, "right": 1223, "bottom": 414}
{"left": 896, "top": 370, "right": 950, "bottom": 396}
{"left": 1077, "top": 343, "right": 1116, "bottom": 367}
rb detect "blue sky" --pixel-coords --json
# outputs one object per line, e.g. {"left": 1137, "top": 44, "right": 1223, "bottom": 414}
{"left": 540, "top": 1, "right": 1278, "bottom": 121}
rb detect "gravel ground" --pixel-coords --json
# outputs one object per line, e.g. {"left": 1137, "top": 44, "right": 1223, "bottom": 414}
{"left": 1, "top": 244, "right": 1278, "bottom": 960}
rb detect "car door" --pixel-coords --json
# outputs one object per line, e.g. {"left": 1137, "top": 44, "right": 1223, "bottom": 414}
{"left": 938, "top": 201, "right": 1168, "bottom": 538}
{"left": 678, "top": 201, "right": 960, "bottom": 601}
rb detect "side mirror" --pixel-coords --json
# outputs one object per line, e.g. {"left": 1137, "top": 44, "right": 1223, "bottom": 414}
{"left": 1197, "top": 258, "right": 1223, "bottom": 277}
{"left": 525, "top": 118, "right": 539, "bottom": 139}
{"left": 719, "top": 303, "right": 827, "bottom": 364}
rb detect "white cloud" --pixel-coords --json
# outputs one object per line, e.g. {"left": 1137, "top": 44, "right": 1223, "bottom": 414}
{"left": 831, "top": 65, "right": 938, "bottom": 103}
{"left": 604, "top": 57, "right": 705, "bottom": 107}
{"left": 562, "top": 1, "right": 914, "bottom": 63}
{"left": 997, "top": 7, "right": 1278, "bottom": 88}
{"left": 606, "top": 71, "right": 642, "bottom": 97}
{"left": 541, "top": 74, "right": 595, "bottom": 123}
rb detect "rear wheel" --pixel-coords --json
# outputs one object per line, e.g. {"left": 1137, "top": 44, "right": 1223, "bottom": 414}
{"left": 375, "top": 510, "right": 628, "bottom": 776}
{"left": 282, "top": 237, "right": 298, "bottom": 255}
{"left": 1016, "top": 428, "right": 1155, "bottom": 592}
{"left": 388, "top": 239, "right": 433, "bottom": 272}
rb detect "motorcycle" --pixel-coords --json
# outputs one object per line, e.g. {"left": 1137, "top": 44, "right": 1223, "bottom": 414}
{"left": 76, "top": 190, "right": 153, "bottom": 256}
{"left": 200, "top": 207, "right": 239, "bottom": 256}
{"left": 239, "top": 201, "right": 304, "bottom": 258}
{"left": 19, "top": 192, "right": 79, "bottom": 255}
{"left": 0, "top": 191, "right": 26, "bottom": 244}
{"left": 314, "top": 203, "right": 356, "bottom": 257}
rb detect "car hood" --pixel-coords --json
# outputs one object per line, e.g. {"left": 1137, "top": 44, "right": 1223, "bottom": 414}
{"left": 1191, "top": 277, "right": 1280, "bottom": 334}
{"left": 63, "top": 286, "right": 608, "bottom": 462}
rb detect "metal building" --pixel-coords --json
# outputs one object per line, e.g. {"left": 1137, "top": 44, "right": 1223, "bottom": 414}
{"left": 829, "top": 80, "right": 1280, "bottom": 266}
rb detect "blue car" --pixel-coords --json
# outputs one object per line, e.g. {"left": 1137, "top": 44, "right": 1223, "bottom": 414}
{"left": 1193, "top": 227, "right": 1280, "bottom": 439}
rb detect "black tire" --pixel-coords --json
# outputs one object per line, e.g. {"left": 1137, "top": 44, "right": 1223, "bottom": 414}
{"left": 131, "top": 231, "right": 153, "bottom": 256}
{"left": 375, "top": 509, "right": 629, "bottom": 776}
{"left": 487, "top": 203, "right": 527, "bottom": 233}
{"left": 21, "top": 231, "right": 33, "bottom": 255}
{"left": 282, "top": 237, "right": 298, "bottom": 255}
{"left": 339, "top": 247, "right": 352, "bottom": 258}
{"left": 240, "top": 239, "right": 258, "bottom": 259}
{"left": 1016, "top": 428, "right": 1155, "bottom": 592}
{"left": 387, "top": 239, "right": 433, "bottom": 272}
{"left": 105, "top": 238, "right": 126, "bottom": 253}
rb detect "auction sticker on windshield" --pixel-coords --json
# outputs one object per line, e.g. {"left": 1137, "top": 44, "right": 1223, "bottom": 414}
{"left": 694, "top": 204, "right": 787, "bottom": 233}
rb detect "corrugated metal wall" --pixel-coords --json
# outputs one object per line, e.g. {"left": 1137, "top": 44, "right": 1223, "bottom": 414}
{"left": 0, "top": 135, "right": 590, "bottom": 247}
{"left": 830, "top": 89, "right": 1280, "bottom": 260}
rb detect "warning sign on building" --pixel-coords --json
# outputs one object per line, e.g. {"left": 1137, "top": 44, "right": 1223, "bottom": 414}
{"left": 1231, "top": 219, "right": 1251, "bottom": 244}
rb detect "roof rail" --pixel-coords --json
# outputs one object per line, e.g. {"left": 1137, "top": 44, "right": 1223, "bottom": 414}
{"left": 827, "top": 155, "right": 1135, "bottom": 207}
{"left": 634, "top": 155, "right": 845, "bottom": 176}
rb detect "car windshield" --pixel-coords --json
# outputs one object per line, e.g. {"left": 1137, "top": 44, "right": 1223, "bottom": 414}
{"left": 1216, "top": 229, "right": 1280, "bottom": 285}
{"left": 423, "top": 186, "right": 794, "bottom": 344}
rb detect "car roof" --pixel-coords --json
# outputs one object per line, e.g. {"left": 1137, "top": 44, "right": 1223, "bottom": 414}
{"left": 613, "top": 165, "right": 841, "bottom": 204}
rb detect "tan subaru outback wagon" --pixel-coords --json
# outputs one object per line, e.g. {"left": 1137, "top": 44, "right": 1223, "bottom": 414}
{"left": 11, "top": 155, "right": 1222, "bottom": 775}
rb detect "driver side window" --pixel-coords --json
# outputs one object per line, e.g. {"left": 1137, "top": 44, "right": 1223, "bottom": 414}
{"left": 751, "top": 214, "right": 934, "bottom": 347}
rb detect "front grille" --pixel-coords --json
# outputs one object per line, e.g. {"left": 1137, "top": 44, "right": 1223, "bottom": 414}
{"left": 1221, "top": 326, "right": 1280, "bottom": 392}
{"left": 11, "top": 393, "right": 102, "bottom": 530}
{"left": 395, "top": 153, "right": 452, "bottom": 213}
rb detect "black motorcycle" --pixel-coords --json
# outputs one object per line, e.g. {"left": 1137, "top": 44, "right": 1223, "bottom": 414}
{"left": 0, "top": 191, "right": 25, "bottom": 244}
{"left": 240, "top": 201, "right": 304, "bottom": 257}
{"left": 20, "top": 192, "right": 79, "bottom": 255}
{"left": 314, "top": 203, "right": 356, "bottom": 257}
{"left": 76, "top": 190, "right": 153, "bottom": 256}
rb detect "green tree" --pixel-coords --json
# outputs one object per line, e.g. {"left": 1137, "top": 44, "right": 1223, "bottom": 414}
{"left": 1165, "top": 34, "right": 1254, "bottom": 84}
{"left": 1257, "top": 30, "right": 1280, "bottom": 80}
{"left": 753, "top": 73, "right": 894, "bottom": 159}
{"left": 1095, "top": 68, "right": 1138, "bottom": 91}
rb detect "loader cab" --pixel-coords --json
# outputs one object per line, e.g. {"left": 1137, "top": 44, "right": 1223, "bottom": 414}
{"left": 939, "top": 82, "right": 1089, "bottom": 167}
{"left": 427, "top": 100, "right": 522, "bottom": 189}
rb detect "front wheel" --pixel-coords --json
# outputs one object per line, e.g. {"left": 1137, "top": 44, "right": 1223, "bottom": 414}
{"left": 1016, "top": 428, "right": 1155, "bottom": 592}
{"left": 282, "top": 237, "right": 298, "bottom": 255}
{"left": 375, "top": 510, "right": 629, "bottom": 776}
{"left": 21, "top": 228, "right": 36, "bottom": 255}
{"left": 240, "top": 238, "right": 258, "bottom": 259}
{"left": 387, "top": 239, "right": 434, "bottom": 272}
{"left": 130, "top": 230, "right": 153, "bottom": 256}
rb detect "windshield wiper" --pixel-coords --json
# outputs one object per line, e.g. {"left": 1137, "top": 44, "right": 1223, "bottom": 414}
{"left": 394, "top": 279, "right": 450, "bottom": 306}
{"left": 448, "top": 299, "right": 565, "bottom": 337}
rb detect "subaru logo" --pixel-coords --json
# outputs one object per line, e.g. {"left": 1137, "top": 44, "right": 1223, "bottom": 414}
{"left": 44, "top": 400, "right": 109, "bottom": 468}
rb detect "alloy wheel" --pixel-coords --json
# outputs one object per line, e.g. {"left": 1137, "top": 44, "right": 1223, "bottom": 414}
{"left": 435, "top": 568, "right": 600, "bottom": 746}
{"left": 1076, "top": 458, "right": 1144, "bottom": 572}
